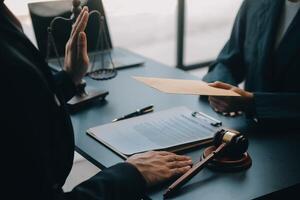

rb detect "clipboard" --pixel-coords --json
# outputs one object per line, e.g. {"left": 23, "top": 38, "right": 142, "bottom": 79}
{"left": 87, "top": 107, "right": 224, "bottom": 159}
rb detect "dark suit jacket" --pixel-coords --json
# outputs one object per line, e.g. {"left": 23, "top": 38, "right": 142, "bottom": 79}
{"left": 203, "top": 0, "right": 300, "bottom": 126}
{"left": 0, "top": 5, "right": 145, "bottom": 200}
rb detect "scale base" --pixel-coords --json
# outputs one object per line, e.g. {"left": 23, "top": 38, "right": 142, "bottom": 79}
{"left": 67, "top": 87, "right": 108, "bottom": 112}
{"left": 201, "top": 146, "right": 252, "bottom": 172}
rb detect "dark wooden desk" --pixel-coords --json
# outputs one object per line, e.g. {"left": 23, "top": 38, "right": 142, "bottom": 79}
{"left": 71, "top": 54, "right": 300, "bottom": 200}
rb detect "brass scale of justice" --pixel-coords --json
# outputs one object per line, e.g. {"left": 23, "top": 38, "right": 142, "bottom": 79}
{"left": 47, "top": 0, "right": 116, "bottom": 109}
{"left": 47, "top": 0, "right": 253, "bottom": 198}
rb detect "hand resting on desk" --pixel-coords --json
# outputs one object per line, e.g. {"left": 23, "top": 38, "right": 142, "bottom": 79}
{"left": 127, "top": 151, "right": 192, "bottom": 187}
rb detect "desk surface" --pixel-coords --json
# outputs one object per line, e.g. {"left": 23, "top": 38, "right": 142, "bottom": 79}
{"left": 71, "top": 54, "right": 300, "bottom": 200}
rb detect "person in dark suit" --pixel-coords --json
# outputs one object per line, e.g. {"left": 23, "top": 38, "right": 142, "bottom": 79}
{"left": 1, "top": 2, "right": 192, "bottom": 200}
{"left": 202, "top": 0, "right": 300, "bottom": 127}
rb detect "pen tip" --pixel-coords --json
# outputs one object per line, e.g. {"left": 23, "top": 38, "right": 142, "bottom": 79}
{"left": 163, "top": 189, "right": 171, "bottom": 199}
{"left": 112, "top": 119, "right": 117, "bottom": 122}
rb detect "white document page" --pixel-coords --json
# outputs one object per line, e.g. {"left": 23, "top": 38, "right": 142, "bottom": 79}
{"left": 87, "top": 107, "right": 219, "bottom": 156}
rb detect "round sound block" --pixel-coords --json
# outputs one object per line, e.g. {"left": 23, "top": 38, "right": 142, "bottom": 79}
{"left": 201, "top": 146, "right": 252, "bottom": 172}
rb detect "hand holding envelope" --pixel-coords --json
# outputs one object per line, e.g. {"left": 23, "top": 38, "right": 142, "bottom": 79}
{"left": 133, "top": 76, "right": 240, "bottom": 97}
{"left": 133, "top": 76, "right": 255, "bottom": 118}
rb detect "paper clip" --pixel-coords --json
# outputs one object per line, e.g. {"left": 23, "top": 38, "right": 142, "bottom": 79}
{"left": 191, "top": 111, "right": 222, "bottom": 127}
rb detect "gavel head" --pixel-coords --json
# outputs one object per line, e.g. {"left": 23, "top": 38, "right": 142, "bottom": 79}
{"left": 213, "top": 129, "right": 249, "bottom": 158}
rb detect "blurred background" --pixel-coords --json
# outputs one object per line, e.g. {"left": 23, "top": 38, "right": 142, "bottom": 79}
{"left": 6, "top": 0, "right": 242, "bottom": 69}
{"left": 5, "top": 0, "right": 243, "bottom": 191}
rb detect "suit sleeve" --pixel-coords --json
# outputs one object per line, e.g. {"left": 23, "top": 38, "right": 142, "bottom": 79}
{"left": 3, "top": 64, "right": 64, "bottom": 199}
{"left": 53, "top": 70, "right": 77, "bottom": 102}
{"left": 3, "top": 64, "right": 146, "bottom": 200}
{"left": 65, "top": 163, "right": 147, "bottom": 200}
{"left": 52, "top": 70, "right": 148, "bottom": 199}
{"left": 253, "top": 93, "right": 300, "bottom": 120}
{"left": 202, "top": 1, "right": 248, "bottom": 86}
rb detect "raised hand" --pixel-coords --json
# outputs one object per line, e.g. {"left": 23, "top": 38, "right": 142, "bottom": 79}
{"left": 64, "top": 6, "right": 89, "bottom": 86}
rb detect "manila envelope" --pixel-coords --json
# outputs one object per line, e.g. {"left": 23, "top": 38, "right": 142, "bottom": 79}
{"left": 133, "top": 76, "right": 240, "bottom": 97}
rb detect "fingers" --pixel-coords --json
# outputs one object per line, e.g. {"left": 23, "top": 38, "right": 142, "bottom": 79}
{"left": 208, "top": 81, "right": 246, "bottom": 97}
{"left": 208, "top": 94, "right": 243, "bottom": 113}
{"left": 213, "top": 107, "right": 220, "bottom": 113}
{"left": 71, "top": 6, "right": 89, "bottom": 36}
{"left": 156, "top": 151, "right": 176, "bottom": 156}
{"left": 162, "top": 154, "right": 192, "bottom": 173}
{"left": 170, "top": 166, "right": 192, "bottom": 176}
{"left": 210, "top": 101, "right": 227, "bottom": 113}
{"left": 73, "top": 11, "right": 89, "bottom": 40}
{"left": 77, "top": 32, "right": 88, "bottom": 60}
{"left": 209, "top": 97, "right": 228, "bottom": 112}
{"left": 168, "top": 160, "right": 193, "bottom": 169}
{"left": 71, "top": 8, "right": 89, "bottom": 43}
{"left": 209, "top": 96, "right": 233, "bottom": 114}
{"left": 209, "top": 96, "right": 228, "bottom": 107}
{"left": 126, "top": 151, "right": 193, "bottom": 187}
{"left": 165, "top": 154, "right": 191, "bottom": 162}
{"left": 221, "top": 112, "right": 237, "bottom": 117}
{"left": 208, "top": 81, "right": 233, "bottom": 90}
{"left": 156, "top": 151, "right": 193, "bottom": 169}
{"left": 237, "top": 111, "right": 243, "bottom": 115}
{"left": 229, "top": 111, "right": 243, "bottom": 117}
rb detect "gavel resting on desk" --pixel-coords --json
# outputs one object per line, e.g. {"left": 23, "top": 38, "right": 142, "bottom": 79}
{"left": 164, "top": 129, "right": 252, "bottom": 198}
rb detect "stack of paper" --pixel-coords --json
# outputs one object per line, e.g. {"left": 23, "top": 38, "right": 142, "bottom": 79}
{"left": 87, "top": 107, "right": 220, "bottom": 157}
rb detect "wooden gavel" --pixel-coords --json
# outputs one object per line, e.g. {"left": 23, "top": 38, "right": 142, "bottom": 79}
{"left": 164, "top": 129, "right": 249, "bottom": 198}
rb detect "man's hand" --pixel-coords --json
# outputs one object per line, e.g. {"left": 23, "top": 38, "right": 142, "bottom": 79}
{"left": 64, "top": 7, "right": 89, "bottom": 86}
{"left": 127, "top": 151, "right": 192, "bottom": 187}
{"left": 208, "top": 81, "right": 254, "bottom": 116}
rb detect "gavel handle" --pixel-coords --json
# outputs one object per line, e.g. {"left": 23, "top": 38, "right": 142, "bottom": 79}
{"left": 164, "top": 143, "right": 227, "bottom": 198}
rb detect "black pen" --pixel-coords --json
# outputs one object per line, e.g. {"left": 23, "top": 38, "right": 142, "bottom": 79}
{"left": 112, "top": 105, "right": 154, "bottom": 122}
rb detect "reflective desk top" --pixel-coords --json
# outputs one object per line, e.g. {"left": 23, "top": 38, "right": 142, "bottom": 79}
{"left": 71, "top": 53, "right": 300, "bottom": 200}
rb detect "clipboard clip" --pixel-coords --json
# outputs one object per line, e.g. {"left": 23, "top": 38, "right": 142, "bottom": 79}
{"left": 191, "top": 111, "right": 222, "bottom": 127}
